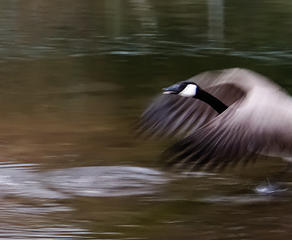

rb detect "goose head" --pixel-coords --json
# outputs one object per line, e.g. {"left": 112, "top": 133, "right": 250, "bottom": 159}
{"left": 163, "top": 81, "right": 199, "bottom": 98}
{"left": 162, "top": 81, "right": 228, "bottom": 114}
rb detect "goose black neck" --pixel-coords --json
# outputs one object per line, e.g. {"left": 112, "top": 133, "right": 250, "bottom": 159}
{"left": 195, "top": 88, "right": 228, "bottom": 114}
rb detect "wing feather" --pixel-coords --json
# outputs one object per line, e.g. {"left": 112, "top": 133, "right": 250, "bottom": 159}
{"left": 162, "top": 102, "right": 266, "bottom": 170}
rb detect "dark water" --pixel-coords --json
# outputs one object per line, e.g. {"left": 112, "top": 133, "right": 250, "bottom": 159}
{"left": 0, "top": 0, "right": 292, "bottom": 239}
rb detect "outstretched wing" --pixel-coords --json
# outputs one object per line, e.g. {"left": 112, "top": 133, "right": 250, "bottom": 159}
{"left": 162, "top": 94, "right": 292, "bottom": 171}
{"left": 161, "top": 101, "right": 262, "bottom": 171}
{"left": 137, "top": 83, "right": 245, "bottom": 138}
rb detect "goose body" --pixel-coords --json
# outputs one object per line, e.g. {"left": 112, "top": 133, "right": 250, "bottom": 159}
{"left": 139, "top": 68, "right": 292, "bottom": 170}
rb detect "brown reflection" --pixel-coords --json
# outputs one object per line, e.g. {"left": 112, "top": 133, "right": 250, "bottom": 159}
{"left": 0, "top": 57, "right": 140, "bottom": 169}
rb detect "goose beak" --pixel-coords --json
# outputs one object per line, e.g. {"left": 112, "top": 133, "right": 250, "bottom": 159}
{"left": 162, "top": 84, "right": 180, "bottom": 95}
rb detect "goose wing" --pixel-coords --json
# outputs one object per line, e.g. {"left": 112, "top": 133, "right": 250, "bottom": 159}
{"left": 162, "top": 101, "right": 260, "bottom": 171}
{"left": 162, "top": 97, "right": 292, "bottom": 170}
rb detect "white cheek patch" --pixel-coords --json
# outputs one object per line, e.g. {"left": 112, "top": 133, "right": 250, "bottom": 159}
{"left": 179, "top": 84, "right": 197, "bottom": 97}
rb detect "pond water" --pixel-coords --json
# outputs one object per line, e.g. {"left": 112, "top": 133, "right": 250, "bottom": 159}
{"left": 0, "top": 0, "right": 292, "bottom": 239}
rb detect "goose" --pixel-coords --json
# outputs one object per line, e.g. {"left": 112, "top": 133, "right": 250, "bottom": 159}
{"left": 138, "top": 68, "right": 292, "bottom": 171}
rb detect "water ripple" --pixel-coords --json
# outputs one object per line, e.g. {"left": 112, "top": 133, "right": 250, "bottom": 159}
{"left": 0, "top": 166, "right": 167, "bottom": 199}
{"left": 43, "top": 166, "right": 168, "bottom": 197}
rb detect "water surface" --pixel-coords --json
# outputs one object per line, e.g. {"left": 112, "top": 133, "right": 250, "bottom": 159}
{"left": 0, "top": 0, "right": 292, "bottom": 239}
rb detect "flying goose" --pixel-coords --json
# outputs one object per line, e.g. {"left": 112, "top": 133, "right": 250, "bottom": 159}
{"left": 138, "top": 68, "right": 292, "bottom": 171}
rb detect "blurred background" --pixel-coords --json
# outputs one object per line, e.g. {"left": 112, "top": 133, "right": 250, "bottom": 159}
{"left": 0, "top": 0, "right": 291, "bottom": 239}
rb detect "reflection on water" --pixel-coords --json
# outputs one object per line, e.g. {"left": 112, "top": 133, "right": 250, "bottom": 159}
{"left": 208, "top": 0, "right": 224, "bottom": 43}
{"left": 0, "top": 0, "right": 292, "bottom": 61}
{"left": 0, "top": 0, "right": 292, "bottom": 239}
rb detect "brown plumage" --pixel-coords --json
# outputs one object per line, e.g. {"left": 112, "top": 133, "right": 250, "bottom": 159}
{"left": 138, "top": 68, "right": 292, "bottom": 171}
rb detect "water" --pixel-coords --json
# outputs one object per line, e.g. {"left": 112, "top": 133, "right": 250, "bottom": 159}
{"left": 0, "top": 0, "right": 291, "bottom": 239}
